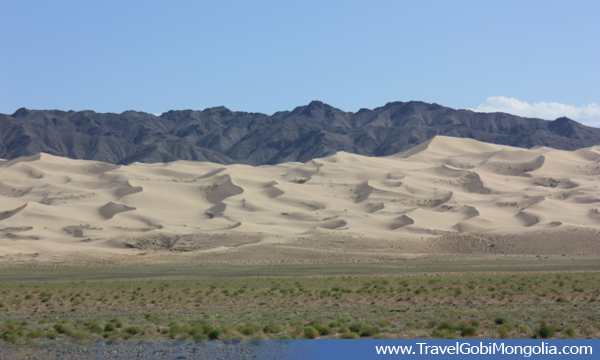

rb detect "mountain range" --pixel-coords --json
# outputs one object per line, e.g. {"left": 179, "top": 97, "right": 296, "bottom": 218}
{"left": 1, "top": 101, "right": 599, "bottom": 165}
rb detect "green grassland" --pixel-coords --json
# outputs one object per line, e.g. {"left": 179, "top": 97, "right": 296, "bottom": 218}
{"left": 1, "top": 266, "right": 599, "bottom": 341}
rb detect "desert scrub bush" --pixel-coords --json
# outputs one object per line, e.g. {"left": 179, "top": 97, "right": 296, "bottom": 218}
{"left": 71, "top": 331, "right": 89, "bottom": 340}
{"left": 316, "top": 326, "right": 333, "bottom": 336}
{"left": 377, "top": 319, "right": 390, "bottom": 327}
{"left": 497, "top": 324, "right": 512, "bottom": 339}
{"left": 108, "top": 318, "right": 123, "bottom": 328}
{"left": 169, "top": 324, "right": 183, "bottom": 339}
{"left": 516, "top": 324, "right": 531, "bottom": 334}
{"left": 187, "top": 327, "right": 208, "bottom": 340}
{"left": 104, "top": 322, "right": 116, "bottom": 332}
{"left": 426, "top": 320, "right": 438, "bottom": 329}
{"left": 580, "top": 326, "right": 596, "bottom": 336}
{"left": 494, "top": 316, "right": 507, "bottom": 325}
{"left": 124, "top": 326, "right": 144, "bottom": 335}
{"left": 53, "top": 323, "right": 70, "bottom": 334}
{"left": 328, "top": 321, "right": 341, "bottom": 329}
{"left": 39, "top": 291, "right": 52, "bottom": 303}
{"left": 208, "top": 329, "right": 222, "bottom": 339}
{"left": 563, "top": 326, "right": 576, "bottom": 339}
{"left": 89, "top": 324, "right": 103, "bottom": 334}
{"left": 1, "top": 330, "right": 20, "bottom": 342}
{"left": 45, "top": 331, "right": 58, "bottom": 339}
{"left": 239, "top": 322, "right": 260, "bottom": 336}
{"left": 536, "top": 326, "right": 555, "bottom": 339}
{"left": 304, "top": 327, "right": 319, "bottom": 339}
{"left": 26, "top": 330, "right": 45, "bottom": 339}
{"left": 433, "top": 329, "right": 457, "bottom": 339}
{"left": 360, "top": 326, "right": 380, "bottom": 337}
{"left": 348, "top": 322, "right": 365, "bottom": 334}
{"left": 461, "top": 326, "right": 477, "bottom": 337}
{"left": 437, "top": 321, "right": 456, "bottom": 332}
{"left": 263, "top": 323, "right": 283, "bottom": 334}
{"left": 341, "top": 332, "right": 360, "bottom": 339}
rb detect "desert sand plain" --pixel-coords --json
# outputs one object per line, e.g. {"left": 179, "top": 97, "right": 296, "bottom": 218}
{"left": 0, "top": 135, "right": 598, "bottom": 268}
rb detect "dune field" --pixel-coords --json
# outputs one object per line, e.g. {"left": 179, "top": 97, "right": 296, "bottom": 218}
{"left": 0, "top": 136, "right": 599, "bottom": 263}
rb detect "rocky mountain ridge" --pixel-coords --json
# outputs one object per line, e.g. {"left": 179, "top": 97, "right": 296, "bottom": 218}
{"left": 1, "top": 100, "right": 599, "bottom": 165}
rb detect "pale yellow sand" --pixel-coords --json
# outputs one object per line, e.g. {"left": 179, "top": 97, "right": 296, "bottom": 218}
{"left": 0, "top": 136, "right": 598, "bottom": 261}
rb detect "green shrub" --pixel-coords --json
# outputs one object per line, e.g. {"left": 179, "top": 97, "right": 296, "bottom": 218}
{"left": 564, "top": 326, "right": 576, "bottom": 338}
{"left": 433, "top": 329, "right": 457, "bottom": 339}
{"left": 461, "top": 326, "right": 477, "bottom": 337}
{"left": 26, "top": 330, "right": 45, "bottom": 339}
{"left": 53, "top": 323, "right": 70, "bottom": 334}
{"left": 437, "top": 321, "right": 455, "bottom": 332}
{"left": 188, "top": 327, "right": 207, "bottom": 340}
{"left": 71, "top": 331, "right": 89, "bottom": 340}
{"left": 360, "top": 326, "right": 380, "bottom": 337}
{"left": 45, "top": 331, "right": 58, "bottom": 339}
{"left": 316, "top": 326, "right": 333, "bottom": 336}
{"left": 109, "top": 318, "right": 123, "bottom": 328}
{"left": 239, "top": 322, "right": 260, "bottom": 336}
{"left": 308, "top": 320, "right": 322, "bottom": 327}
{"left": 341, "top": 332, "right": 360, "bottom": 339}
{"left": 494, "top": 316, "right": 507, "bottom": 325}
{"left": 378, "top": 319, "right": 390, "bottom": 327}
{"left": 516, "top": 324, "right": 530, "bottom": 334}
{"left": 304, "top": 327, "right": 319, "bottom": 339}
{"left": 262, "top": 322, "right": 282, "bottom": 334}
{"left": 426, "top": 320, "right": 438, "bottom": 329}
{"left": 537, "top": 326, "right": 555, "bottom": 339}
{"left": 581, "top": 326, "right": 596, "bottom": 336}
{"left": 104, "top": 323, "right": 116, "bottom": 332}
{"left": 1, "top": 330, "right": 20, "bottom": 342}
{"left": 279, "top": 334, "right": 293, "bottom": 339}
{"left": 208, "top": 329, "right": 222, "bottom": 339}
{"left": 124, "top": 326, "right": 143, "bottom": 335}
{"left": 497, "top": 324, "right": 512, "bottom": 339}
{"left": 169, "top": 324, "right": 183, "bottom": 339}
{"left": 348, "top": 322, "right": 365, "bottom": 333}
{"left": 328, "top": 321, "right": 341, "bottom": 329}
{"left": 405, "top": 321, "right": 418, "bottom": 330}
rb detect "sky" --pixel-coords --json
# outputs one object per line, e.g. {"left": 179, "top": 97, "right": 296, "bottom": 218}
{"left": 1, "top": 0, "right": 599, "bottom": 126}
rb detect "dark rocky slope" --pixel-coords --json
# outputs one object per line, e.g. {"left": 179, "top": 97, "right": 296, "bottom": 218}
{"left": 1, "top": 101, "right": 599, "bottom": 165}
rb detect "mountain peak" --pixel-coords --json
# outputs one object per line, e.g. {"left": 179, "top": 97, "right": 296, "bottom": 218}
{"left": 12, "top": 107, "right": 32, "bottom": 118}
{"left": 308, "top": 100, "right": 325, "bottom": 109}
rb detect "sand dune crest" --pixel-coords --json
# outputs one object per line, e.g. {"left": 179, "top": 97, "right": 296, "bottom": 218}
{"left": 0, "top": 136, "right": 598, "bottom": 258}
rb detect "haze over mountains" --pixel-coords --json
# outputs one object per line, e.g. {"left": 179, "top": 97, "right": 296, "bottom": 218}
{"left": 2, "top": 101, "right": 599, "bottom": 165}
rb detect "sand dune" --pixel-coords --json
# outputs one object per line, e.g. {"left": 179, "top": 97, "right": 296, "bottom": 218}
{"left": 0, "top": 136, "right": 598, "bottom": 261}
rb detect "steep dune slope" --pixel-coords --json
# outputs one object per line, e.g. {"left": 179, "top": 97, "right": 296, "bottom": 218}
{"left": 0, "top": 136, "right": 598, "bottom": 260}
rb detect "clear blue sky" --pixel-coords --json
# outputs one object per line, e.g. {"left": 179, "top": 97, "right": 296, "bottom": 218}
{"left": 1, "top": 0, "right": 599, "bottom": 125}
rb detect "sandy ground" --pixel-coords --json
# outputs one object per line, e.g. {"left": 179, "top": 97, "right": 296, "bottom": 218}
{"left": 0, "top": 136, "right": 598, "bottom": 264}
